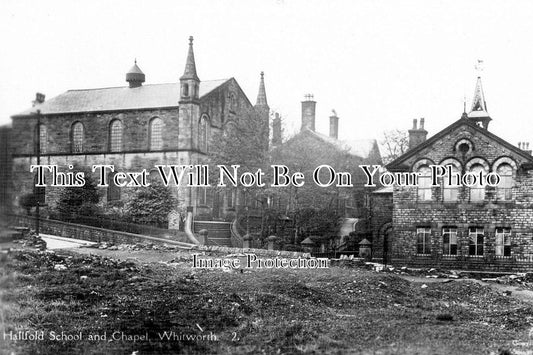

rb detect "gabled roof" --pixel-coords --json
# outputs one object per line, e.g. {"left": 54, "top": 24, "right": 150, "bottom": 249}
{"left": 386, "top": 116, "right": 533, "bottom": 171}
{"left": 13, "top": 79, "right": 229, "bottom": 116}
{"left": 303, "top": 129, "right": 380, "bottom": 160}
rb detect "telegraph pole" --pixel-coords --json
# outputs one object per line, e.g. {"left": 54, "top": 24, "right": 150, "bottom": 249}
{"left": 35, "top": 108, "right": 41, "bottom": 236}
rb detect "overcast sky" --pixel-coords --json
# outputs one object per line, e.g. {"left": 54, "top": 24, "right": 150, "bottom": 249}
{"left": 1, "top": 0, "right": 532, "bottom": 148}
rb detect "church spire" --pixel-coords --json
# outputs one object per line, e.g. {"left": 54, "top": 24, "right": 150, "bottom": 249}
{"left": 467, "top": 76, "right": 492, "bottom": 129}
{"left": 255, "top": 71, "right": 268, "bottom": 107}
{"left": 470, "top": 76, "right": 488, "bottom": 113}
{"left": 179, "top": 36, "right": 200, "bottom": 103}
{"left": 180, "top": 36, "right": 199, "bottom": 82}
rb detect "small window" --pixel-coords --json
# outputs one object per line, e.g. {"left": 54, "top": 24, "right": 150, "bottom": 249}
{"left": 182, "top": 83, "right": 189, "bottom": 97}
{"left": 417, "top": 166, "right": 432, "bottom": 201}
{"left": 149, "top": 117, "right": 163, "bottom": 150}
{"left": 442, "top": 227, "right": 458, "bottom": 255}
{"left": 495, "top": 227, "right": 511, "bottom": 257}
{"left": 107, "top": 172, "right": 120, "bottom": 201}
{"left": 468, "top": 227, "right": 484, "bottom": 256}
{"left": 497, "top": 164, "right": 513, "bottom": 201}
{"left": 71, "top": 122, "right": 84, "bottom": 153}
{"left": 109, "top": 120, "right": 123, "bottom": 152}
{"left": 416, "top": 227, "right": 431, "bottom": 255}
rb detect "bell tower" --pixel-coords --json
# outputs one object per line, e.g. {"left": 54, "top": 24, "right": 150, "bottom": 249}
{"left": 178, "top": 36, "right": 201, "bottom": 152}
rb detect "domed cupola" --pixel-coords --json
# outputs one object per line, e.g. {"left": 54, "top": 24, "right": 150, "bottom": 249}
{"left": 126, "top": 59, "right": 145, "bottom": 88}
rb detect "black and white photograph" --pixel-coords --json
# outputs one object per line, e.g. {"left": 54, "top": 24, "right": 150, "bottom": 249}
{"left": 2, "top": 0, "right": 533, "bottom": 354}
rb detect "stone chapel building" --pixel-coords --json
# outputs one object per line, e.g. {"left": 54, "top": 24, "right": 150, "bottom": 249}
{"left": 375, "top": 77, "right": 533, "bottom": 269}
{"left": 8, "top": 37, "right": 270, "bottom": 229}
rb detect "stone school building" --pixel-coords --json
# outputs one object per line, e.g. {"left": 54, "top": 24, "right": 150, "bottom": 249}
{"left": 373, "top": 77, "right": 533, "bottom": 270}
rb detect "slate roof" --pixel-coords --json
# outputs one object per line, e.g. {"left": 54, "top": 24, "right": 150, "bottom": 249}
{"left": 13, "top": 79, "right": 229, "bottom": 116}
{"left": 307, "top": 129, "right": 380, "bottom": 160}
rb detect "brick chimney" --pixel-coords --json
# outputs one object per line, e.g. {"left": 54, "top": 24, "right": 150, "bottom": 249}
{"left": 329, "top": 110, "right": 339, "bottom": 139}
{"left": 272, "top": 112, "right": 282, "bottom": 146}
{"left": 301, "top": 94, "right": 316, "bottom": 132}
{"left": 408, "top": 118, "right": 428, "bottom": 150}
{"left": 32, "top": 92, "right": 45, "bottom": 107}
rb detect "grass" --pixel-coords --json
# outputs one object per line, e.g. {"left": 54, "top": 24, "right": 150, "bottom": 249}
{"left": 2, "top": 249, "right": 533, "bottom": 354}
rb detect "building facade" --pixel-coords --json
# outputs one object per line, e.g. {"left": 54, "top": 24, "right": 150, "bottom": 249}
{"left": 8, "top": 37, "right": 269, "bottom": 227}
{"left": 381, "top": 77, "right": 533, "bottom": 268}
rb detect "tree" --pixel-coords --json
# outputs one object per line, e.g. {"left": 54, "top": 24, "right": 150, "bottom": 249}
{"left": 208, "top": 107, "right": 271, "bottom": 235}
{"left": 56, "top": 167, "right": 100, "bottom": 220}
{"left": 380, "top": 129, "right": 409, "bottom": 164}
{"left": 123, "top": 181, "right": 176, "bottom": 228}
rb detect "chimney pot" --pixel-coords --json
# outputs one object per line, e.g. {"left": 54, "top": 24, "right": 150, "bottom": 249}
{"left": 420, "top": 118, "right": 425, "bottom": 130}
{"left": 412, "top": 119, "right": 417, "bottom": 130}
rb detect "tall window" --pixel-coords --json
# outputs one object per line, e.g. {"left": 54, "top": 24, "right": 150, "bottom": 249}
{"left": 149, "top": 117, "right": 163, "bottom": 150}
{"left": 109, "top": 120, "right": 123, "bottom": 152}
{"left": 496, "top": 164, "right": 513, "bottom": 201}
{"left": 416, "top": 227, "right": 431, "bottom": 254}
{"left": 469, "top": 164, "right": 485, "bottom": 202}
{"left": 442, "top": 227, "right": 458, "bottom": 255}
{"left": 35, "top": 124, "right": 47, "bottom": 153}
{"left": 107, "top": 172, "right": 120, "bottom": 201}
{"left": 198, "top": 117, "right": 208, "bottom": 152}
{"left": 495, "top": 227, "right": 511, "bottom": 257}
{"left": 442, "top": 165, "right": 459, "bottom": 202}
{"left": 71, "top": 122, "right": 84, "bottom": 153}
{"left": 417, "top": 166, "right": 432, "bottom": 201}
{"left": 468, "top": 227, "right": 484, "bottom": 256}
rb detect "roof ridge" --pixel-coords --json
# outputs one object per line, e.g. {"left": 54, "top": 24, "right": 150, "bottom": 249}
{"left": 66, "top": 78, "right": 231, "bottom": 92}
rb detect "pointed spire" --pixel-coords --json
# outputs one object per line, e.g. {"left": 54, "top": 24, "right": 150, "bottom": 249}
{"left": 470, "top": 76, "right": 488, "bottom": 113}
{"left": 467, "top": 76, "right": 492, "bottom": 129}
{"left": 180, "top": 36, "right": 200, "bottom": 81}
{"left": 255, "top": 71, "right": 268, "bottom": 107}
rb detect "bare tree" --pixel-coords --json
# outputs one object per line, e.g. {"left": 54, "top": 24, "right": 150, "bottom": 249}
{"left": 380, "top": 129, "right": 409, "bottom": 164}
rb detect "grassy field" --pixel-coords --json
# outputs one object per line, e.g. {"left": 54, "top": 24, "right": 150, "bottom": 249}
{"left": 2, "top": 249, "right": 533, "bottom": 354}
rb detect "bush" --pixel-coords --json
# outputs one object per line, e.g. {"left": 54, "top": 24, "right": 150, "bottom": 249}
{"left": 123, "top": 182, "right": 176, "bottom": 228}
{"left": 56, "top": 167, "right": 100, "bottom": 220}
{"left": 19, "top": 193, "right": 38, "bottom": 215}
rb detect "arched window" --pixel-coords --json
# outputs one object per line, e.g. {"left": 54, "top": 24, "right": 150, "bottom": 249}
{"left": 440, "top": 160, "right": 461, "bottom": 202}
{"left": 417, "top": 166, "right": 432, "bottom": 201}
{"left": 109, "top": 120, "right": 123, "bottom": 152}
{"left": 71, "top": 122, "right": 84, "bottom": 153}
{"left": 198, "top": 116, "right": 208, "bottom": 152}
{"left": 496, "top": 164, "right": 513, "bottom": 200}
{"left": 35, "top": 124, "right": 47, "bottom": 154}
{"left": 469, "top": 164, "right": 485, "bottom": 202}
{"left": 149, "top": 117, "right": 163, "bottom": 150}
{"left": 182, "top": 83, "right": 189, "bottom": 97}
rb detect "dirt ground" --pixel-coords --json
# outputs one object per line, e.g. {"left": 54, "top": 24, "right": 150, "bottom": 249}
{"left": 2, "top": 245, "right": 533, "bottom": 354}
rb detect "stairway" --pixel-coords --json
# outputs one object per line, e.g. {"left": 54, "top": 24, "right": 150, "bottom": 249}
{"left": 193, "top": 221, "right": 232, "bottom": 247}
